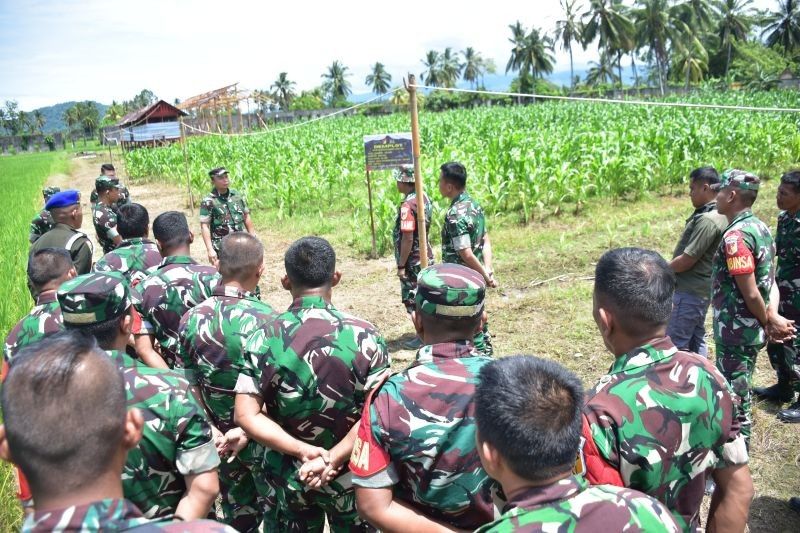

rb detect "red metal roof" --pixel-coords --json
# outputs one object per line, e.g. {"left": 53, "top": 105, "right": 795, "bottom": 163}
{"left": 117, "top": 100, "right": 187, "bottom": 127}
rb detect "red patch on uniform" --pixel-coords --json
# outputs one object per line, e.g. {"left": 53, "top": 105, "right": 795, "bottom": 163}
{"left": 349, "top": 375, "right": 392, "bottom": 477}
{"left": 579, "top": 416, "right": 624, "bottom": 486}
{"left": 724, "top": 231, "right": 755, "bottom": 276}
{"left": 399, "top": 205, "right": 415, "bottom": 233}
{"left": 130, "top": 306, "right": 144, "bottom": 334}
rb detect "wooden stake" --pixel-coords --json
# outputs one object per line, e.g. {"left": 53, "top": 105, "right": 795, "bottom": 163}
{"left": 366, "top": 169, "right": 377, "bottom": 258}
{"left": 408, "top": 74, "right": 428, "bottom": 268}
{"left": 180, "top": 118, "right": 195, "bottom": 216}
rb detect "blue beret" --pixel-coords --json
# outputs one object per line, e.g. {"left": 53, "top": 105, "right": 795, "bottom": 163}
{"left": 45, "top": 190, "right": 81, "bottom": 210}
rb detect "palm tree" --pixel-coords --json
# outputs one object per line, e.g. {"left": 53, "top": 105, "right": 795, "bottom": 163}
{"left": 632, "top": 0, "right": 693, "bottom": 95}
{"left": 762, "top": 0, "right": 800, "bottom": 53}
{"left": 586, "top": 53, "right": 621, "bottom": 86}
{"left": 421, "top": 50, "right": 443, "bottom": 87}
{"left": 715, "top": 0, "right": 754, "bottom": 76}
{"left": 365, "top": 62, "right": 392, "bottom": 95}
{"left": 556, "top": 0, "right": 584, "bottom": 89}
{"left": 62, "top": 106, "right": 79, "bottom": 147}
{"left": 32, "top": 110, "right": 45, "bottom": 134}
{"left": 582, "top": 0, "right": 635, "bottom": 66}
{"left": 461, "top": 47, "right": 486, "bottom": 88}
{"left": 321, "top": 61, "right": 352, "bottom": 105}
{"left": 674, "top": 40, "right": 709, "bottom": 88}
{"left": 439, "top": 47, "right": 463, "bottom": 87}
{"left": 507, "top": 23, "right": 555, "bottom": 100}
{"left": 506, "top": 20, "right": 529, "bottom": 75}
{"left": 271, "top": 72, "right": 297, "bottom": 109}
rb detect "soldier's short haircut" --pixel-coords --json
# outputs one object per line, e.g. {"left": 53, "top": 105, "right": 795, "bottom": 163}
{"left": 100, "top": 163, "right": 115, "bottom": 173}
{"left": 153, "top": 211, "right": 191, "bottom": 248}
{"left": 2, "top": 331, "right": 126, "bottom": 495}
{"left": 440, "top": 162, "right": 467, "bottom": 187}
{"left": 595, "top": 247, "right": 675, "bottom": 334}
{"left": 419, "top": 311, "right": 482, "bottom": 340}
{"left": 689, "top": 166, "right": 719, "bottom": 185}
{"left": 219, "top": 232, "right": 263, "bottom": 282}
{"left": 117, "top": 203, "right": 149, "bottom": 239}
{"left": 737, "top": 188, "right": 758, "bottom": 207}
{"left": 781, "top": 170, "right": 800, "bottom": 194}
{"left": 475, "top": 355, "right": 584, "bottom": 482}
{"left": 284, "top": 236, "right": 335, "bottom": 288}
{"left": 65, "top": 315, "right": 126, "bottom": 350}
{"left": 27, "top": 248, "right": 73, "bottom": 292}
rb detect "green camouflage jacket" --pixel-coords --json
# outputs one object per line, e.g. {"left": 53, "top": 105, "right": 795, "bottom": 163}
{"left": 94, "top": 237, "right": 163, "bottom": 288}
{"left": 441, "top": 191, "right": 487, "bottom": 265}
{"left": 29, "top": 209, "right": 55, "bottom": 244}
{"left": 775, "top": 210, "right": 800, "bottom": 320}
{"left": 178, "top": 284, "right": 276, "bottom": 431}
{"left": 393, "top": 192, "right": 434, "bottom": 267}
{"left": 92, "top": 202, "right": 120, "bottom": 254}
{"left": 350, "top": 340, "right": 500, "bottom": 530}
{"left": 711, "top": 210, "right": 775, "bottom": 346}
{"left": 199, "top": 188, "right": 249, "bottom": 251}
{"left": 583, "top": 337, "right": 747, "bottom": 531}
{"left": 3, "top": 290, "right": 64, "bottom": 362}
{"left": 236, "top": 295, "right": 390, "bottom": 485}
{"left": 91, "top": 185, "right": 131, "bottom": 207}
{"left": 475, "top": 475, "right": 680, "bottom": 533}
{"left": 136, "top": 256, "right": 220, "bottom": 368}
{"left": 107, "top": 349, "right": 220, "bottom": 519}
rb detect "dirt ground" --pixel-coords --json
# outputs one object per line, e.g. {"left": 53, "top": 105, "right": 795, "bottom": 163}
{"left": 57, "top": 155, "right": 799, "bottom": 532}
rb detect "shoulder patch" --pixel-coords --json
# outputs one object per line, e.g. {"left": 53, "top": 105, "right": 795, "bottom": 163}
{"left": 349, "top": 373, "right": 391, "bottom": 477}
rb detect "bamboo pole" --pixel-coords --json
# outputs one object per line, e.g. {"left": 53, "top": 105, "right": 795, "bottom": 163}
{"left": 180, "top": 117, "right": 195, "bottom": 216}
{"left": 366, "top": 169, "right": 377, "bottom": 258}
{"left": 408, "top": 74, "right": 428, "bottom": 268}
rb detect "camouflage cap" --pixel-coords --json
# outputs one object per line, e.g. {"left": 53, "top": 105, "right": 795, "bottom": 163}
{"left": 711, "top": 169, "right": 760, "bottom": 191}
{"left": 57, "top": 272, "right": 138, "bottom": 325}
{"left": 96, "top": 175, "right": 121, "bottom": 191}
{"left": 209, "top": 167, "right": 229, "bottom": 178}
{"left": 416, "top": 263, "right": 486, "bottom": 319}
{"left": 42, "top": 186, "right": 61, "bottom": 200}
{"left": 393, "top": 164, "right": 415, "bottom": 183}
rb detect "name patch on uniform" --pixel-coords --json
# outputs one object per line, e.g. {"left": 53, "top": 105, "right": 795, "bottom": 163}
{"left": 399, "top": 205, "right": 415, "bottom": 232}
{"left": 349, "top": 417, "right": 391, "bottom": 477}
{"left": 724, "top": 231, "right": 755, "bottom": 276}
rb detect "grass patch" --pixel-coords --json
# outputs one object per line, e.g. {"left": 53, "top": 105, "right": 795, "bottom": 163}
{"left": 0, "top": 151, "right": 69, "bottom": 530}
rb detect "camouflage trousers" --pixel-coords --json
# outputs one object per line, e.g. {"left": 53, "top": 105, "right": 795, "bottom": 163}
{"left": 766, "top": 339, "right": 800, "bottom": 394}
{"left": 218, "top": 441, "right": 274, "bottom": 533}
{"left": 716, "top": 343, "right": 762, "bottom": 444}
{"left": 400, "top": 264, "right": 422, "bottom": 314}
{"left": 261, "top": 452, "right": 375, "bottom": 533}
{"left": 474, "top": 323, "right": 493, "bottom": 357}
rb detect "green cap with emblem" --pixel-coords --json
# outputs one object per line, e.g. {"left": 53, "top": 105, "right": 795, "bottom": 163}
{"left": 95, "top": 175, "right": 121, "bottom": 191}
{"left": 42, "top": 186, "right": 61, "bottom": 201}
{"left": 57, "top": 272, "right": 138, "bottom": 325}
{"left": 393, "top": 164, "right": 415, "bottom": 183}
{"left": 711, "top": 169, "right": 760, "bottom": 191}
{"left": 415, "top": 263, "right": 486, "bottom": 319}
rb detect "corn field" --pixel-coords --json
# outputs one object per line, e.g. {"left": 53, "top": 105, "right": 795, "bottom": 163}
{"left": 126, "top": 90, "right": 800, "bottom": 255}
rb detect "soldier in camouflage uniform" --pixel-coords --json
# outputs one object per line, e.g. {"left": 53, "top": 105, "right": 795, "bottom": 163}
{"left": 28, "top": 186, "right": 60, "bottom": 244}
{"left": 438, "top": 161, "right": 496, "bottom": 356}
{"left": 710, "top": 170, "right": 794, "bottom": 442}
{"left": 474, "top": 355, "right": 680, "bottom": 532}
{"left": 93, "top": 175, "right": 123, "bottom": 254}
{"left": 179, "top": 233, "right": 276, "bottom": 531}
{"left": 4, "top": 249, "right": 75, "bottom": 362}
{"left": 135, "top": 211, "right": 220, "bottom": 369}
{"left": 756, "top": 170, "right": 800, "bottom": 422}
{"left": 392, "top": 164, "right": 434, "bottom": 315}
{"left": 235, "top": 236, "right": 390, "bottom": 533}
{"left": 30, "top": 190, "right": 93, "bottom": 275}
{"left": 200, "top": 167, "right": 256, "bottom": 267}
{"left": 90, "top": 163, "right": 131, "bottom": 207}
{"left": 350, "top": 263, "right": 500, "bottom": 531}
{"left": 584, "top": 247, "right": 753, "bottom": 531}
{"left": 58, "top": 272, "right": 221, "bottom": 520}
{"left": 94, "top": 203, "right": 162, "bottom": 287}
{"left": 0, "top": 333, "right": 233, "bottom": 532}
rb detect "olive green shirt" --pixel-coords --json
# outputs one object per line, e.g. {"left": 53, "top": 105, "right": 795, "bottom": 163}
{"left": 29, "top": 223, "right": 93, "bottom": 275}
{"left": 673, "top": 202, "right": 728, "bottom": 300}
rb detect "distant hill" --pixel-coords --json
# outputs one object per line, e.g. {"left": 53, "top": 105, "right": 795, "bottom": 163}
{"left": 32, "top": 101, "right": 109, "bottom": 133}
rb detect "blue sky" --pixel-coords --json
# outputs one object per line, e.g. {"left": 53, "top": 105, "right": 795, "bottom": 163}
{"left": 0, "top": 0, "right": 778, "bottom": 110}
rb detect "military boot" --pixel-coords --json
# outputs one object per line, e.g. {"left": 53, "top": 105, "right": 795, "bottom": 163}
{"left": 753, "top": 376, "right": 794, "bottom": 403}
{"left": 777, "top": 398, "right": 800, "bottom": 423}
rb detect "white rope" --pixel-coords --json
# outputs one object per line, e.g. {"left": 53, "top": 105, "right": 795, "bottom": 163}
{"left": 409, "top": 84, "right": 800, "bottom": 114}
{"left": 182, "top": 88, "right": 403, "bottom": 137}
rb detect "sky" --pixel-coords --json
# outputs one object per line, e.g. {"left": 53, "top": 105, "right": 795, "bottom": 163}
{"left": 0, "top": 0, "right": 780, "bottom": 110}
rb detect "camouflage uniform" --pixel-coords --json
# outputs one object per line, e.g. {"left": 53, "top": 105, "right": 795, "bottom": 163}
{"left": 91, "top": 183, "right": 131, "bottom": 206}
{"left": 57, "top": 273, "right": 221, "bottom": 519}
{"left": 179, "top": 284, "right": 277, "bottom": 531}
{"left": 475, "top": 475, "right": 681, "bottom": 533}
{"left": 350, "top": 264, "right": 501, "bottom": 530}
{"left": 766, "top": 208, "right": 800, "bottom": 397}
{"left": 136, "top": 256, "right": 220, "bottom": 368}
{"left": 200, "top": 188, "right": 250, "bottom": 253}
{"left": 235, "top": 295, "right": 390, "bottom": 532}
{"left": 29, "top": 186, "right": 60, "bottom": 244}
{"left": 393, "top": 183, "right": 434, "bottom": 313}
{"left": 711, "top": 198, "right": 775, "bottom": 442}
{"left": 22, "top": 498, "right": 237, "bottom": 532}
{"left": 441, "top": 190, "right": 493, "bottom": 356}
{"left": 94, "top": 237, "right": 163, "bottom": 287}
{"left": 3, "top": 290, "right": 64, "bottom": 362}
{"left": 583, "top": 336, "right": 749, "bottom": 531}
{"left": 93, "top": 202, "right": 120, "bottom": 254}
